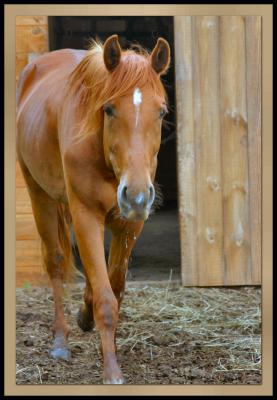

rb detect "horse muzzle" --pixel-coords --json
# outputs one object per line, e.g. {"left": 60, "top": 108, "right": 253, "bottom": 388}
{"left": 117, "top": 180, "right": 155, "bottom": 221}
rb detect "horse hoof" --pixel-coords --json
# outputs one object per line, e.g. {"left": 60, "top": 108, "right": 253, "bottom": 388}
{"left": 103, "top": 378, "right": 124, "bottom": 384}
{"left": 50, "top": 347, "right": 71, "bottom": 361}
{"left": 77, "top": 305, "right": 94, "bottom": 332}
{"left": 50, "top": 335, "right": 71, "bottom": 361}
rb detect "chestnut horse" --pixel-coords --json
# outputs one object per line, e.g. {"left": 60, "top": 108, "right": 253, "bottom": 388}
{"left": 16, "top": 34, "right": 170, "bottom": 384}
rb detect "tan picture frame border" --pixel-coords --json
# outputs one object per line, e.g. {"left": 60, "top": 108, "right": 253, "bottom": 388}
{"left": 5, "top": 4, "right": 272, "bottom": 396}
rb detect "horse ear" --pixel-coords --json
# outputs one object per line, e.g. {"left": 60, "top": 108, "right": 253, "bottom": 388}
{"left": 151, "top": 38, "right": 170, "bottom": 75}
{"left": 103, "top": 34, "right": 122, "bottom": 72}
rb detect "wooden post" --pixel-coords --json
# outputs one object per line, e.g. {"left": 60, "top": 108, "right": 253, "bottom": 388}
{"left": 246, "top": 17, "right": 262, "bottom": 284}
{"left": 174, "top": 16, "right": 198, "bottom": 286}
{"left": 192, "top": 16, "right": 224, "bottom": 286}
{"left": 219, "top": 16, "right": 251, "bottom": 285}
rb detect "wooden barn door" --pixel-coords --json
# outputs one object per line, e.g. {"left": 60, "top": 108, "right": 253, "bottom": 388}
{"left": 174, "top": 16, "right": 261, "bottom": 286}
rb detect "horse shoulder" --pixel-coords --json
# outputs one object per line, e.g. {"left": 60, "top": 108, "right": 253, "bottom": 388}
{"left": 63, "top": 136, "right": 117, "bottom": 212}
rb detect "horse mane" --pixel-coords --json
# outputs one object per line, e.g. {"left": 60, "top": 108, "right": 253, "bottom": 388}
{"left": 67, "top": 39, "right": 167, "bottom": 142}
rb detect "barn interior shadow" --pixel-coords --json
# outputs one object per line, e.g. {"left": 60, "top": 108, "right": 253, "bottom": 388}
{"left": 49, "top": 16, "right": 181, "bottom": 282}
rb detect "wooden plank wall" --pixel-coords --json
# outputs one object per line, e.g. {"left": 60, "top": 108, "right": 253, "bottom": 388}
{"left": 245, "top": 17, "right": 262, "bottom": 285}
{"left": 174, "top": 16, "right": 261, "bottom": 286}
{"left": 16, "top": 16, "right": 49, "bottom": 287}
{"left": 16, "top": 16, "right": 49, "bottom": 82}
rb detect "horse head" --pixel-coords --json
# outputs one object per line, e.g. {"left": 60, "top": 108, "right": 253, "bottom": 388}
{"left": 102, "top": 35, "right": 170, "bottom": 221}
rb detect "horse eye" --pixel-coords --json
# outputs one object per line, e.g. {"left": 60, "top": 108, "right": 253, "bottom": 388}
{"left": 159, "top": 107, "right": 168, "bottom": 119}
{"left": 103, "top": 104, "right": 115, "bottom": 117}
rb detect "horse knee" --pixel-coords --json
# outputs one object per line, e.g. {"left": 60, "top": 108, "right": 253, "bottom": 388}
{"left": 93, "top": 289, "right": 118, "bottom": 330}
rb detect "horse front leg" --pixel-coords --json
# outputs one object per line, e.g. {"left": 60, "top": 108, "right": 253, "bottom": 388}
{"left": 70, "top": 201, "right": 123, "bottom": 384}
{"left": 106, "top": 219, "right": 144, "bottom": 356}
{"left": 106, "top": 216, "right": 144, "bottom": 308}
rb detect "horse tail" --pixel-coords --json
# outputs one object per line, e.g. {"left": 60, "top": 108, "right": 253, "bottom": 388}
{"left": 56, "top": 203, "right": 81, "bottom": 283}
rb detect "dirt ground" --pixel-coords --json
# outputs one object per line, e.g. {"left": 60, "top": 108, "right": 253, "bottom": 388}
{"left": 16, "top": 284, "right": 261, "bottom": 385}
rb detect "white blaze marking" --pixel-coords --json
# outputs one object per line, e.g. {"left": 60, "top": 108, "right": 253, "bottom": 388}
{"left": 133, "top": 88, "right": 142, "bottom": 127}
{"left": 133, "top": 87, "right": 142, "bottom": 106}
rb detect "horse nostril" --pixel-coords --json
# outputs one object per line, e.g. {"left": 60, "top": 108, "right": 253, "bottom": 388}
{"left": 121, "top": 185, "right": 128, "bottom": 203}
{"left": 149, "top": 184, "right": 155, "bottom": 205}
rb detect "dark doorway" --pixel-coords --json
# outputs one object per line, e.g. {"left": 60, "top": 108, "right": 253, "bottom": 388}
{"left": 49, "top": 16, "right": 180, "bottom": 281}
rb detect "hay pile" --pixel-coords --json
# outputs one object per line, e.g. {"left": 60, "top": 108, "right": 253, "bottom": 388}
{"left": 16, "top": 283, "right": 261, "bottom": 385}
